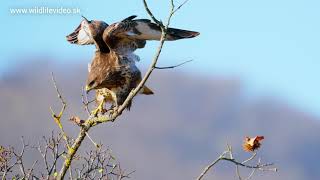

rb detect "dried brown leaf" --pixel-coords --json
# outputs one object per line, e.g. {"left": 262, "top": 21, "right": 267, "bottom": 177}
{"left": 243, "top": 136, "right": 264, "bottom": 152}
{"left": 69, "top": 116, "right": 85, "bottom": 125}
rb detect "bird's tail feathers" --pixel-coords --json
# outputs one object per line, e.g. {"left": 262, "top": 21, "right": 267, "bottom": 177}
{"left": 166, "top": 28, "right": 200, "bottom": 40}
{"left": 140, "top": 85, "right": 154, "bottom": 95}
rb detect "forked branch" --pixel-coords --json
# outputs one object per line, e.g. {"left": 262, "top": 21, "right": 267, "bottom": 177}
{"left": 196, "top": 145, "right": 277, "bottom": 180}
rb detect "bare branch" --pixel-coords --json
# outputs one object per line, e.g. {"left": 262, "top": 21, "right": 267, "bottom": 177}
{"left": 33, "top": 132, "right": 66, "bottom": 179}
{"left": 26, "top": 160, "right": 38, "bottom": 179}
{"left": 242, "top": 152, "right": 257, "bottom": 164}
{"left": 15, "top": 137, "right": 28, "bottom": 178}
{"left": 85, "top": 132, "right": 101, "bottom": 149}
{"left": 51, "top": 72, "right": 66, "bottom": 106}
{"left": 196, "top": 151, "right": 229, "bottom": 180}
{"left": 155, "top": 59, "right": 193, "bottom": 69}
{"left": 196, "top": 146, "right": 277, "bottom": 180}
{"left": 1, "top": 133, "right": 126, "bottom": 179}
{"left": 50, "top": 72, "right": 70, "bottom": 149}
{"left": 173, "top": 0, "right": 190, "bottom": 14}
{"left": 81, "top": 87, "right": 92, "bottom": 116}
{"left": 142, "top": 0, "right": 164, "bottom": 27}
{"left": 71, "top": 145, "right": 131, "bottom": 179}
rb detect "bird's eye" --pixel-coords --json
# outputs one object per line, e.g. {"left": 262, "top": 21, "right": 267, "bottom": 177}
{"left": 88, "top": 80, "right": 95, "bottom": 87}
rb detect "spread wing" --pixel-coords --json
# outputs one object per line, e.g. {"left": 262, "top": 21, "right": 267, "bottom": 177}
{"left": 102, "top": 15, "right": 199, "bottom": 53}
{"left": 104, "top": 15, "right": 200, "bottom": 42}
{"left": 102, "top": 17, "right": 146, "bottom": 53}
{"left": 66, "top": 19, "right": 94, "bottom": 45}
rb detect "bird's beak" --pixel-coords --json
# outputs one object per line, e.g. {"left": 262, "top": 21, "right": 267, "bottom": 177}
{"left": 82, "top": 15, "right": 89, "bottom": 23}
{"left": 85, "top": 85, "right": 92, "bottom": 94}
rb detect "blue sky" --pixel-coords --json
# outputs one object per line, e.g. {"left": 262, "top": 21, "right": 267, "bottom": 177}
{"left": 1, "top": 0, "right": 320, "bottom": 117}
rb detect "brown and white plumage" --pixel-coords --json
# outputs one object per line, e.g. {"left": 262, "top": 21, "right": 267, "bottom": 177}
{"left": 67, "top": 17, "right": 148, "bottom": 110}
{"left": 66, "top": 15, "right": 199, "bottom": 110}
{"left": 95, "top": 83, "right": 153, "bottom": 111}
{"left": 87, "top": 54, "right": 153, "bottom": 110}
{"left": 67, "top": 15, "right": 200, "bottom": 54}
{"left": 102, "top": 15, "right": 199, "bottom": 53}
{"left": 66, "top": 17, "right": 110, "bottom": 53}
{"left": 86, "top": 51, "right": 144, "bottom": 110}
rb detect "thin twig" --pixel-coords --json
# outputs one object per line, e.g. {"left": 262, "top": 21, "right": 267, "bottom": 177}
{"left": 196, "top": 151, "right": 229, "bottom": 180}
{"left": 51, "top": 72, "right": 66, "bottom": 105}
{"left": 155, "top": 59, "right": 193, "bottom": 69}
{"left": 81, "top": 87, "right": 92, "bottom": 116}
{"left": 17, "top": 137, "right": 27, "bottom": 178}
{"left": 142, "top": 0, "right": 164, "bottom": 27}
{"left": 85, "top": 132, "right": 100, "bottom": 149}
{"left": 173, "top": 0, "right": 190, "bottom": 14}
{"left": 26, "top": 160, "right": 38, "bottom": 179}
{"left": 50, "top": 72, "right": 70, "bottom": 149}
{"left": 242, "top": 152, "right": 257, "bottom": 164}
{"left": 69, "top": 163, "right": 73, "bottom": 180}
{"left": 236, "top": 152, "right": 257, "bottom": 179}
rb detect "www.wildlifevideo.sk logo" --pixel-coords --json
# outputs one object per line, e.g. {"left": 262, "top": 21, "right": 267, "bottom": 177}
{"left": 10, "top": 7, "right": 81, "bottom": 15}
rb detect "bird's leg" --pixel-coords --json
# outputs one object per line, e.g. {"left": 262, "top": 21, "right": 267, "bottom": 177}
{"left": 91, "top": 99, "right": 105, "bottom": 117}
{"left": 109, "top": 104, "right": 115, "bottom": 112}
{"left": 108, "top": 91, "right": 119, "bottom": 116}
{"left": 100, "top": 105, "right": 108, "bottom": 114}
{"left": 108, "top": 103, "right": 119, "bottom": 118}
{"left": 99, "top": 98, "right": 108, "bottom": 115}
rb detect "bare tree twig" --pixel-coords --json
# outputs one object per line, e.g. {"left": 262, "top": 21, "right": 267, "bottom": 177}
{"left": 50, "top": 72, "right": 70, "bottom": 149}
{"left": 155, "top": 59, "right": 193, "bottom": 69}
{"left": 196, "top": 151, "right": 229, "bottom": 180}
{"left": 142, "top": 0, "right": 164, "bottom": 27}
{"left": 81, "top": 87, "right": 92, "bottom": 116}
{"left": 196, "top": 146, "right": 277, "bottom": 180}
{"left": 236, "top": 150, "right": 257, "bottom": 180}
{"left": 85, "top": 132, "right": 100, "bottom": 149}
{"left": 173, "top": 0, "right": 190, "bottom": 14}
{"left": 13, "top": 137, "right": 28, "bottom": 178}
{"left": 69, "top": 164, "right": 73, "bottom": 180}
{"left": 242, "top": 152, "right": 257, "bottom": 164}
{"left": 1, "top": 133, "right": 127, "bottom": 179}
{"left": 26, "top": 160, "right": 38, "bottom": 179}
{"left": 51, "top": 72, "right": 66, "bottom": 105}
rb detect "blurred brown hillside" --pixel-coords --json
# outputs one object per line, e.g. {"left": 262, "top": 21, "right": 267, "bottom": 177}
{"left": 0, "top": 60, "right": 319, "bottom": 180}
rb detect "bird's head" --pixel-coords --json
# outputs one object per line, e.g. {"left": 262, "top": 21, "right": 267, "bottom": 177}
{"left": 85, "top": 77, "right": 97, "bottom": 93}
{"left": 86, "top": 67, "right": 103, "bottom": 94}
{"left": 66, "top": 16, "right": 109, "bottom": 45}
{"left": 84, "top": 16, "right": 108, "bottom": 38}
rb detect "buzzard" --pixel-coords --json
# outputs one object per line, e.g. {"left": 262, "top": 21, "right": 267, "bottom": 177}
{"left": 66, "top": 15, "right": 199, "bottom": 113}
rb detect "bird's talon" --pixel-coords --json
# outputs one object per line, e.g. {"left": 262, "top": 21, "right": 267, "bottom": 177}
{"left": 91, "top": 100, "right": 105, "bottom": 117}
{"left": 91, "top": 108, "right": 100, "bottom": 117}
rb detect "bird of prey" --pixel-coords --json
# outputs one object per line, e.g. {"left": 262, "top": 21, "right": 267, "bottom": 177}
{"left": 66, "top": 15, "right": 199, "bottom": 113}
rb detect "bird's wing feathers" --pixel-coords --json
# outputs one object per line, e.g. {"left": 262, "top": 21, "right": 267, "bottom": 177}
{"left": 67, "top": 15, "right": 199, "bottom": 51}
{"left": 103, "top": 20, "right": 146, "bottom": 52}
{"left": 104, "top": 19, "right": 159, "bottom": 41}
{"left": 121, "top": 15, "right": 138, "bottom": 22}
{"left": 66, "top": 20, "right": 94, "bottom": 45}
{"left": 131, "top": 20, "right": 200, "bottom": 40}
{"left": 104, "top": 16, "right": 199, "bottom": 44}
{"left": 101, "top": 70, "right": 126, "bottom": 88}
